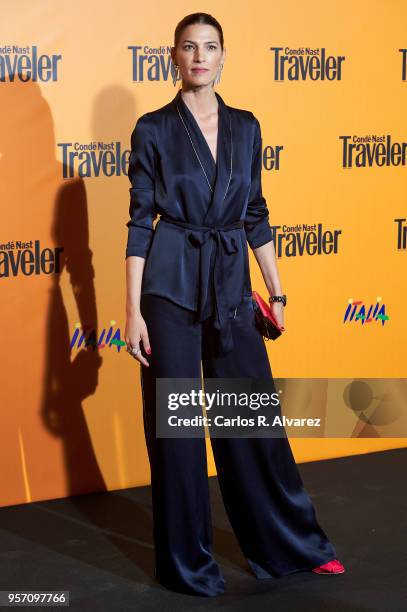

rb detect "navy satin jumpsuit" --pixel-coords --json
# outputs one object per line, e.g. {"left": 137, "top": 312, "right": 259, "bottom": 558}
{"left": 125, "top": 88, "right": 338, "bottom": 596}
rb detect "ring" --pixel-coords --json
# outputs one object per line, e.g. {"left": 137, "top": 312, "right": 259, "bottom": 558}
{"left": 127, "top": 345, "right": 141, "bottom": 356}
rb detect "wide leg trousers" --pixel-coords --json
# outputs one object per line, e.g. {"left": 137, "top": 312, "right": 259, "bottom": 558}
{"left": 139, "top": 292, "right": 337, "bottom": 597}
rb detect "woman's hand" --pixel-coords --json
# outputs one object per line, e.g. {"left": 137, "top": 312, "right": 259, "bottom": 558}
{"left": 270, "top": 302, "right": 285, "bottom": 331}
{"left": 125, "top": 311, "right": 151, "bottom": 367}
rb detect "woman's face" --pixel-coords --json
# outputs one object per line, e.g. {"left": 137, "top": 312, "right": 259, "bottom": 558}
{"left": 173, "top": 24, "right": 225, "bottom": 89}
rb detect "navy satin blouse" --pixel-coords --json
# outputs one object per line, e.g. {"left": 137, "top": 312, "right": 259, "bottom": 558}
{"left": 125, "top": 88, "right": 274, "bottom": 355}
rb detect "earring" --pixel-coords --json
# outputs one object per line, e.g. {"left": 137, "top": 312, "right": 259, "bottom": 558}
{"left": 214, "top": 63, "right": 223, "bottom": 86}
{"left": 172, "top": 64, "right": 180, "bottom": 87}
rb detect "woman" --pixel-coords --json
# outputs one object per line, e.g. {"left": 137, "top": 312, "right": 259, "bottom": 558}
{"left": 124, "top": 12, "right": 345, "bottom": 597}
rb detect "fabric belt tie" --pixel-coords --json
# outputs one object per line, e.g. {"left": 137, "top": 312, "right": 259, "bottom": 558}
{"left": 159, "top": 216, "right": 244, "bottom": 354}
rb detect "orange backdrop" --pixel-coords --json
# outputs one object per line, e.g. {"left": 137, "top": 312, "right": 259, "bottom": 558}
{"left": 1, "top": 0, "right": 407, "bottom": 507}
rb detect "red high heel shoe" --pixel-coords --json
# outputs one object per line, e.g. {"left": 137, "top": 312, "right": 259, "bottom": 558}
{"left": 312, "top": 559, "right": 345, "bottom": 574}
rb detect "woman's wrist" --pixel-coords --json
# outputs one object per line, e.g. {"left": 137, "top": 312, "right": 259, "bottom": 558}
{"left": 126, "top": 303, "right": 141, "bottom": 316}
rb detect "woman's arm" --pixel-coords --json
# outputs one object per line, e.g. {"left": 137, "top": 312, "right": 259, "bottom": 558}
{"left": 253, "top": 240, "right": 285, "bottom": 329}
{"left": 125, "top": 115, "right": 157, "bottom": 365}
{"left": 126, "top": 256, "right": 145, "bottom": 317}
{"left": 125, "top": 114, "right": 157, "bottom": 259}
{"left": 252, "top": 239, "right": 282, "bottom": 296}
{"left": 125, "top": 255, "right": 151, "bottom": 366}
{"left": 245, "top": 116, "right": 285, "bottom": 329}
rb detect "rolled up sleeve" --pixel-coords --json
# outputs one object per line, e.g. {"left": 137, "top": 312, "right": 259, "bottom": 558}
{"left": 244, "top": 116, "right": 273, "bottom": 250}
{"left": 125, "top": 114, "right": 157, "bottom": 259}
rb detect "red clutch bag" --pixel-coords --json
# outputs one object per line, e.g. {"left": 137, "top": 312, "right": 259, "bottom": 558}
{"left": 252, "top": 290, "right": 284, "bottom": 341}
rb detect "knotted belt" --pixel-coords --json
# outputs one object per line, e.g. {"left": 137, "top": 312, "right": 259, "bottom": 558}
{"left": 159, "top": 216, "right": 245, "bottom": 355}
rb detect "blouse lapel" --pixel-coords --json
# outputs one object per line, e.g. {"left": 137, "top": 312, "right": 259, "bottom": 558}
{"left": 174, "top": 89, "right": 217, "bottom": 193}
{"left": 205, "top": 91, "right": 232, "bottom": 225}
{"left": 172, "top": 89, "right": 233, "bottom": 224}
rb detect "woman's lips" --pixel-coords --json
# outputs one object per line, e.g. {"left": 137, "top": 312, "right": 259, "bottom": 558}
{"left": 191, "top": 68, "right": 209, "bottom": 73}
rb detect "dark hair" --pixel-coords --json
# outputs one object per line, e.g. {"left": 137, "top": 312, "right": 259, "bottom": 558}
{"left": 174, "top": 12, "right": 224, "bottom": 50}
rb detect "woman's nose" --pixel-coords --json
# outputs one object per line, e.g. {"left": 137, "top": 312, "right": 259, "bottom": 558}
{"left": 194, "top": 50, "right": 205, "bottom": 62}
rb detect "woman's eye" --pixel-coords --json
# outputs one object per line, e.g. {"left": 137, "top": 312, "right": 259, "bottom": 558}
{"left": 182, "top": 44, "right": 217, "bottom": 51}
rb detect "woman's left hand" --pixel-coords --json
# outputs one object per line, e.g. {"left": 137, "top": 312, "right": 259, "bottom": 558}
{"left": 270, "top": 302, "right": 285, "bottom": 331}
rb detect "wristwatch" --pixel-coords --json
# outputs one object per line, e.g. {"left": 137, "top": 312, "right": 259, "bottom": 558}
{"left": 269, "top": 294, "right": 287, "bottom": 307}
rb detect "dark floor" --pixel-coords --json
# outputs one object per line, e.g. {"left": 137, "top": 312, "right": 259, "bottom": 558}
{"left": 1, "top": 447, "right": 406, "bottom": 611}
